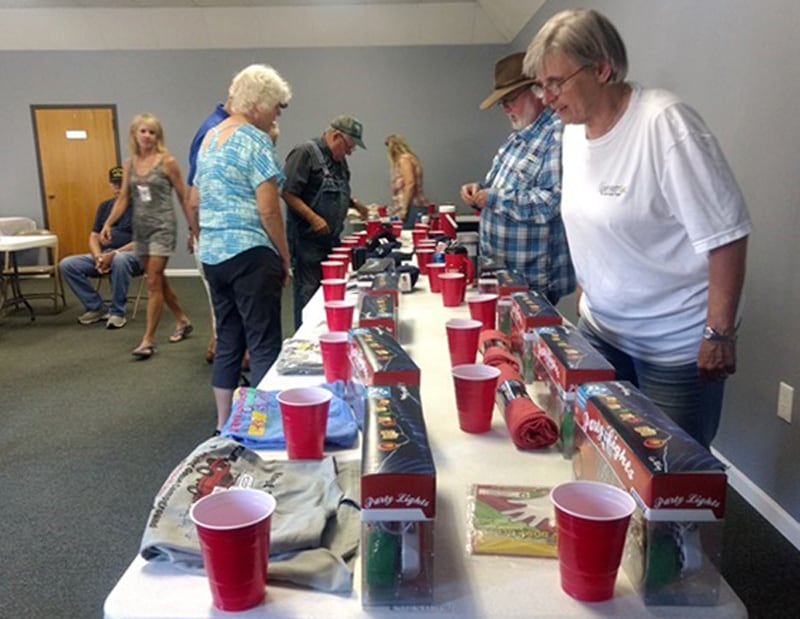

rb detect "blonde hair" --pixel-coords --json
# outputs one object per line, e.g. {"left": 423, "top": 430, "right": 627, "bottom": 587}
{"left": 524, "top": 8, "right": 628, "bottom": 85}
{"left": 228, "top": 64, "right": 291, "bottom": 116}
{"left": 128, "top": 113, "right": 166, "bottom": 156}
{"left": 385, "top": 134, "right": 419, "bottom": 167}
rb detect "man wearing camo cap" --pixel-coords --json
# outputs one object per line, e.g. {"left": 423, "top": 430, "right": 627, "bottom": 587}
{"left": 283, "top": 115, "right": 369, "bottom": 330}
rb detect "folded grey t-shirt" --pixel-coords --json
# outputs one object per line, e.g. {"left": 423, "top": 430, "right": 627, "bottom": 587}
{"left": 139, "top": 437, "right": 360, "bottom": 592}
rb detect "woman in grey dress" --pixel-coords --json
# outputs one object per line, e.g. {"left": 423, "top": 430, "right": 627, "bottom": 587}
{"left": 101, "top": 113, "right": 194, "bottom": 359}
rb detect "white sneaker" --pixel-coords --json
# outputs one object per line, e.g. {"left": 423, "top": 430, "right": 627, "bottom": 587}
{"left": 78, "top": 308, "right": 109, "bottom": 325}
{"left": 106, "top": 315, "right": 127, "bottom": 329}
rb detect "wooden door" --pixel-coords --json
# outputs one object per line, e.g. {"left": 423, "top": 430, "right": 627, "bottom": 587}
{"left": 32, "top": 106, "right": 120, "bottom": 259}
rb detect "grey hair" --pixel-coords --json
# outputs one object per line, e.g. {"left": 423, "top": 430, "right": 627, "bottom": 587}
{"left": 523, "top": 9, "right": 628, "bottom": 84}
{"left": 228, "top": 64, "right": 291, "bottom": 115}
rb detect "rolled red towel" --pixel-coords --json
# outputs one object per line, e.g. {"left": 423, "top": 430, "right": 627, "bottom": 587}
{"left": 478, "top": 329, "right": 511, "bottom": 355}
{"left": 504, "top": 396, "right": 559, "bottom": 450}
{"left": 495, "top": 362, "right": 523, "bottom": 386}
{"left": 482, "top": 346, "right": 520, "bottom": 373}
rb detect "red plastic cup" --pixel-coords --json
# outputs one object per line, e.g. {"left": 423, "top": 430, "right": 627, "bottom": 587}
{"left": 415, "top": 249, "right": 434, "bottom": 276}
{"left": 439, "top": 272, "right": 466, "bottom": 307}
{"left": 550, "top": 481, "right": 637, "bottom": 602}
{"left": 353, "top": 230, "right": 368, "bottom": 246}
{"left": 451, "top": 363, "right": 501, "bottom": 433}
{"left": 366, "top": 219, "right": 382, "bottom": 238}
{"left": 324, "top": 299, "right": 356, "bottom": 331}
{"left": 277, "top": 386, "right": 332, "bottom": 459}
{"left": 377, "top": 205, "right": 388, "bottom": 217}
{"left": 320, "top": 278, "right": 347, "bottom": 302}
{"left": 467, "top": 293, "right": 499, "bottom": 331}
{"left": 341, "top": 237, "right": 359, "bottom": 248}
{"left": 190, "top": 488, "right": 277, "bottom": 612}
{"left": 445, "top": 318, "right": 482, "bottom": 366}
{"left": 411, "top": 229, "right": 428, "bottom": 246}
{"left": 427, "top": 263, "right": 446, "bottom": 293}
{"left": 391, "top": 221, "right": 403, "bottom": 237}
{"left": 321, "top": 260, "right": 346, "bottom": 280}
{"left": 319, "top": 331, "right": 352, "bottom": 382}
{"left": 329, "top": 252, "right": 351, "bottom": 270}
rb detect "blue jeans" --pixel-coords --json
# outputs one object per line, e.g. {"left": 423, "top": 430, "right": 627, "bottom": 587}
{"left": 292, "top": 256, "right": 323, "bottom": 332}
{"left": 403, "top": 204, "right": 428, "bottom": 230}
{"left": 59, "top": 252, "right": 143, "bottom": 317}
{"left": 204, "top": 246, "right": 283, "bottom": 389}
{"left": 577, "top": 318, "right": 725, "bottom": 449}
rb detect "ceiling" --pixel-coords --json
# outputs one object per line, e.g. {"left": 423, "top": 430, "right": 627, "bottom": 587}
{"left": 0, "top": 0, "right": 544, "bottom": 49}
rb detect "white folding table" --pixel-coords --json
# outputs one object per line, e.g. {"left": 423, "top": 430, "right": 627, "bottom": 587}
{"left": 103, "top": 275, "right": 747, "bottom": 619}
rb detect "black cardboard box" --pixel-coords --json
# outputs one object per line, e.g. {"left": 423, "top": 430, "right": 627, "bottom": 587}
{"left": 361, "top": 384, "right": 435, "bottom": 607}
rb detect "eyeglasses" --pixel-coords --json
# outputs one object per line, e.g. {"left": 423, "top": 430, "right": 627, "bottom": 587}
{"left": 497, "top": 86, "right": 529, "bottom": 109}
{"left": 531, "top": 64, "right": 591, "bottom": 99}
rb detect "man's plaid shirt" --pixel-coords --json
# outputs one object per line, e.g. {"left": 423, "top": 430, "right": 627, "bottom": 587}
{"left": 479, "top": 107, "right": 575, "bottom": 301}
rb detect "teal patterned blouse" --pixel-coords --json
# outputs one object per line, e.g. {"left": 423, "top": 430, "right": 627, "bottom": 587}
{"left": 196, "top": 123, "right": 285, "bottom": 264}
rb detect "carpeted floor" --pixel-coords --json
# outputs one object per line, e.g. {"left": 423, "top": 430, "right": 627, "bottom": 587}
{"left": 1, "top": 276, "right": 798, "bottom": 619}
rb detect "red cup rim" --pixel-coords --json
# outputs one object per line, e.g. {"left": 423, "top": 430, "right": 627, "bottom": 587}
{"left": 321, "top": 260, "right": 345, "bottom": 267}
{"left": 451, "top": 363, "right": 501, "bottom": 380}
{"left": 467, "top": 293, "right": 499, "bottom": 304}
{"left": 439, "top": 272, "right": 465, "bottom": 280}
{"left": 324, "top": 300, "right": 356, "bottom": 309}
{"left": 446, "top": 318, "right": 482, "bottom": 330}
{"left": 427, "top": 263, "right": 446, "bottom": 270}
{"left": 319, "top": 331, "right": 349, "bottom": 344}
{"left": 550, "top": 481, "right": 636, "bottom": 521}
{"left": 321, "top": 278, "right": 347, "bottom": 285}
{"left": 190, "top": 488, "right": 276, "bottom": 531}
{"left": 277, "top": 386, "right": 333, "bottom": 407}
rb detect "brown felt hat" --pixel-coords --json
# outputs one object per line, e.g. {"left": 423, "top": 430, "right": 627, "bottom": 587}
{"left": 479, "top": 52, "right": 537, "bottom": 111}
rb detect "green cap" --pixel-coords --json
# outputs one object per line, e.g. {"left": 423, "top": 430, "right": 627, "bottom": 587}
{"left": 108, "top": 166, "right": 124, "bottom": 183}
{"left": 330, "top": 115, "right": 366, "bottom": 149}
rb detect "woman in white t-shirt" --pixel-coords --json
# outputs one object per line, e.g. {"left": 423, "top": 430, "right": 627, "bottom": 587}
{"left": 523, "top": 9, "right": 752, "bottom": 448}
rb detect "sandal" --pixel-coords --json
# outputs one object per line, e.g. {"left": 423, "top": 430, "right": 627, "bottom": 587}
{"left": 131, "top": 343, "right": 156, "bottom": 359}
{"left": 169, "top": 322, "right": 194, "bottom": 343}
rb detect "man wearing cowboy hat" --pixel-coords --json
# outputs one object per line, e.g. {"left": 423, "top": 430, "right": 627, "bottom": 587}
{"left": 460, "top": 52, "right": 575, "bottom": 305}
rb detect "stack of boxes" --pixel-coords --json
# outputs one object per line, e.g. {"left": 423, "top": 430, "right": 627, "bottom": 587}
{"left": 508, "top": 290, "right": 562, "bottom": 382}
{"left": 530, "top": 324, "right": 616, "bottom": 456}
{"left": 573, "top": 381, "right": 727, "bottom": 605}
{"left": 348, "top": 326, "right": 435, "bottom": 606}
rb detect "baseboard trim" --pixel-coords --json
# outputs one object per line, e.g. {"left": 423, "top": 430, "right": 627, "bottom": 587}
{"left": 713, "top": 447, "right": 800, "bottom": 551}
{"left": 164, "top": 268, "right": 199, "bottom": 277}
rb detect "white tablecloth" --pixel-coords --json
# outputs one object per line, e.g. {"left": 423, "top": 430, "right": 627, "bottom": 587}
{"left": 103, "top": 273, "right": 747, "bottom": 619}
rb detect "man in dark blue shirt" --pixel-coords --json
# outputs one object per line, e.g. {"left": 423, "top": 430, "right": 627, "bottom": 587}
{"left": 59, "top": 166, "right": 142, "bottom": 328}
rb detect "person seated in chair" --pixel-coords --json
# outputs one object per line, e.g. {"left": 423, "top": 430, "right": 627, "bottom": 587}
{"left": 60, "top": 165, "right": 143, "bottom": 329}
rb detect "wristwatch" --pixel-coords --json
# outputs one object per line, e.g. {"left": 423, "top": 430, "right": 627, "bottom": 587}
{"left": 703, "top": 326, "right": 737, "bottom": 343}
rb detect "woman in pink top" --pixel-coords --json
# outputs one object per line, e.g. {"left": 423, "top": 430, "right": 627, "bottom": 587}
{"left": 385, "top": 134, "right": 428, "bottom": 229}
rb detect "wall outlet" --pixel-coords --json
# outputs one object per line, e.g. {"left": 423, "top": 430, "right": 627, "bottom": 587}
{"left": 777, "top": 382, "right": 794, "bottom": 423}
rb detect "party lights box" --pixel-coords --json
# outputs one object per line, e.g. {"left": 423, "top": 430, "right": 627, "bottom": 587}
{"left": 510, "top": 290, "right": 563, "bottom": 356}
{"left": 348, "top": 326, "right": 420, "bottom": 386}
{"left": 495, "top": 269, "right": 529, "bottom": 298}
{"left": 361, "top": 384, "right": 435, "bottom": 606}
{"left": 531, "top": 325, "right": 615, "bottom": 456}
{"left": 361, "top": 384, "right": 435, "bottom": 521}
{"left": 369, "top": 272, "right": 399, "bottom": 306}
{"left": 359, "top": 293, "right": 397, "bottom": 336}
{"left": 357, "top": 257, "right": 396, "bottom": 281}
{"left": 573, "top": 381, "right": 726, "bottom": 605}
